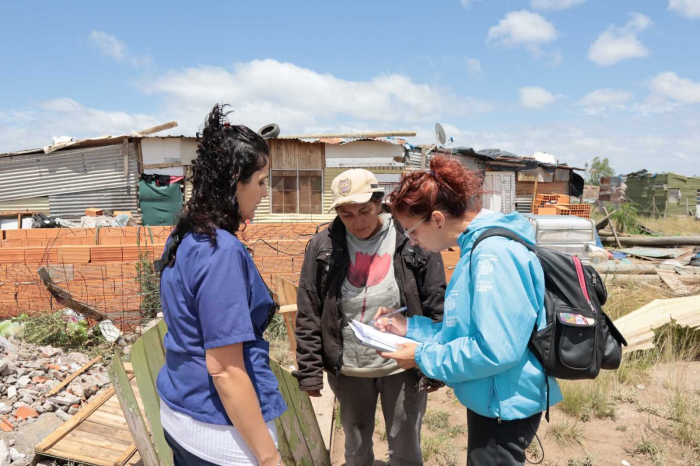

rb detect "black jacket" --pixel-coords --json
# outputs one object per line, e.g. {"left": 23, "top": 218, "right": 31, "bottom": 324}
{"left": 293, "top": 215, "right": 446, "bottom": 391}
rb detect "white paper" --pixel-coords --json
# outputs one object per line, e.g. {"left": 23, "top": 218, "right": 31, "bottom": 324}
{"left": 348, "top": 320, "right": 417, "bottom": 352}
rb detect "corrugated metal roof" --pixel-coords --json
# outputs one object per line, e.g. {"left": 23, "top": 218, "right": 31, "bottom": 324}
{"left": 281, "top": 137, "right": 410, "bottom": 147}
{"left": 49, "top": 186, "right": 140, "bottom": 220}
{"left": 0, "top": 143, "right": 138, "bottom": 202}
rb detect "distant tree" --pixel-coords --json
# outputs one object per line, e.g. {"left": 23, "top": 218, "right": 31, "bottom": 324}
{"left": 586, "top": 156, "right": 615, "bottom": 186}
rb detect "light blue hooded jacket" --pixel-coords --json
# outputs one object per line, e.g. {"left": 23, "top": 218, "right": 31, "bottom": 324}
{"left": 408, "top": 211, "right": 562, "bottom": 421}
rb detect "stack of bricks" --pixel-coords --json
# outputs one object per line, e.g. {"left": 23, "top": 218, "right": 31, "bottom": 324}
{"left": 531, "top": 194, "right": 592, "bottom": 219}
{"left": 0, "top": 226, "right": 172, "bottom": 325}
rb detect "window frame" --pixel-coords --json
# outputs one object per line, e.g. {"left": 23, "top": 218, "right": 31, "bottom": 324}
{"left": 269, "top": 167, "right": 324, "bottom": 214}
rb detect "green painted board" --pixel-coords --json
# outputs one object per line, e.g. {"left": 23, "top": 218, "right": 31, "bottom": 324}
{"left": 271, "top": 361, "right": 314, "bottom": 466}
{"left": 131, "top": 334, "right": 172, "bottom": 466}
{"left": 109, "top": 351, "right": 160, "bottom": 466}
{"left": 277, "top": 365, "right": 330, "bottom": 465}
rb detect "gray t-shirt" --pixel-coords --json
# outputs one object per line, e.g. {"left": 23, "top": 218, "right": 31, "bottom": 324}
{"left": 340, "top": 213, "right": 403, "bottom": 377}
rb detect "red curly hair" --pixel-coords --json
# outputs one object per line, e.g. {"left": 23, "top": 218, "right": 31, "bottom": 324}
{"left": 388, "top": 155, "right": 482, "bottom": 219}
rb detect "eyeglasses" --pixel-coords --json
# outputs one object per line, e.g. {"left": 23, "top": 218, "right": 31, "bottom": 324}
{"left": 403, "top": 217, "right": 429, "bottom": 240}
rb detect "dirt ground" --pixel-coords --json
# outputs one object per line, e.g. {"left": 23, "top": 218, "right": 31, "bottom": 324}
{"left": 331, "top": 361, "right": 700, "bottom": 466}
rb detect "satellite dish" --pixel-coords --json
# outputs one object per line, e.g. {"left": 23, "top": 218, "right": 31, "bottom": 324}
{"left": 258, "top": 123, "right": 280, "bottom": 139}
{"left": 435, "top": 123, "right": 447, "bottom": 145}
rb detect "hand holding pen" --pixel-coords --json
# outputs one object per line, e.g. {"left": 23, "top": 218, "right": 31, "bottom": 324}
{"left": 371, "top": 306, "right": 408, "bottom": 336}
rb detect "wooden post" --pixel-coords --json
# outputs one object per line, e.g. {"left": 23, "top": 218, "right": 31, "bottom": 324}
{"left": 531, "top": 174, "right": 539, "bottom": 214}
{"left": 420, "top": 146, "right": 426, "bottom": 170}
{"left": 603, "top": 207, "right": 622, "bottom": 250}
{"left": 687, "top": 197, "right": 690, "bottom": 216}
{"left": 664, "top": 199, "right": 668, "bottom": 219}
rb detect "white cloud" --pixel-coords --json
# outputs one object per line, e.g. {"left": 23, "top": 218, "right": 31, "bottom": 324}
{"left": 650, "top": 71, "right": 700, "bottom": 103}
{"left": 0, "top": 59, "right": 495, "bottom": 153}
{"left": 139, "top": 59, "right": 494, "bottom": 134}
{"left": 530, "top": 0, "right": 586, "bottom": 11}
{"left": 669, "top": 0, "right": 700, "bottom": 19}
{"left": 465, "top": 56, "right": 485, "bottom": 77}
{"left": 579, "top": 88, "right": 633, "bottom": 114}
{"left": 487, "top": 10, "right": 558, "bottom": 59}
{"left": 0, "top": 98, "right": 161, "bottom": 152}
{"left": 488, "top": 10, "right": 558, "bottom": 47}
{"left": 519, "top": 86, "right": 557, "bottom": 108}
{"left": 88, "top": 30, "right": 150, "bottom": 67}
{"left": 588, "top": 13, "right": 652, "bottom": 66}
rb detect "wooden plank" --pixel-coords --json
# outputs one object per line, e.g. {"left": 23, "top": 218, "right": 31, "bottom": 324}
{"left": 131, "top": 325, "right": 172, "bottom": 466}
{"left": 63, "top": 428, "right": 134, "bottom": 451}
{"left": 657, "top": 270, "right": 693, "bottom": 296}
{"left": 36, "top": 385, "right": 116, "bottom": 452}
{"left": 270, "top": 360, "right": 314, "bottom": 466}
{"left": 115, "top": 444, "right": 139, "bottom": 466}
{"left": 603, "top": 207, "right": 623, "bottom": 249}
{"left": 75, "top": 420, "right": 135, "bottom": 444}
{"left": 97, "top": 403, "right": 131, "bottom": 416}
{"left": 142, "top": 162, "right": 182, "bottom": 169}
{"left": 136, "top": 121, "right": 178, "bottom": 136}
{"left": 45, "top": 445, "right": 116, "bottom": 466}
{"left": 279, "top": 366, "right": 331, "bottom": 465}
{"left": 276, "top": 276, "right": 298, "bottom": 306}
{"left": 49, "top": 438, "right": 123, "bottom": 461}
{"left": 279, "top": 131, "right": 417, "bottom": 139}
{"left": 89, "top": 410, "right": 129, "bottom": 428}
{"left": 126, "top": 451, "right": 144, "bottom": 466}
{"left": 157, "top": 319, "right": 168, "bottom": 347}
{"left": 109, "top": 352, "right": 160, "bottom": 466}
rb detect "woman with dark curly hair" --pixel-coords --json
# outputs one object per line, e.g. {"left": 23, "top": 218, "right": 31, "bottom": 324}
{"left": 155, "top": 104, "right": 286, "bottom": 466}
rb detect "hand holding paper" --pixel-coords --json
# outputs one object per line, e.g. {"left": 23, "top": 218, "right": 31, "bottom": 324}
{"left": 348, "top": 320, "right": 417, "bottom": 352}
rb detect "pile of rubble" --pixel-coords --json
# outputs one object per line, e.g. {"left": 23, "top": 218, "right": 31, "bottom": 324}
{"left": 0, "top": 337, "right": 111, "bottom": 433}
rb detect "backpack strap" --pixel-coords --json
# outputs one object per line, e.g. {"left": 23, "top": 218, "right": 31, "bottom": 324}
{"left": 469, "top": 227, "right": 552, "bottom": 422}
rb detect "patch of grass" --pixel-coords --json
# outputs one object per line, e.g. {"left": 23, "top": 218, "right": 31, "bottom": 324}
{"left": 526, "top": 441, "right": 542, "bottom": 462}
{"left": 20, "top": 310, "right": 103, "bottom": 349}
{"left": 269, "top": 338, "right": 295, "bottom": 369}
{"left": 424, "top": 409, "right": 451, "bottom": 430}
{"left": 265, "top": 314, "right": 289, "bottom": 341}
{"left": 558, "top": 376, "right": 616, "bottom": 421}
{"left": 136, "top": 249, "right": 161, "bottom": 321}
{"left": 634, "top": 436, "right": 667, "bottom": 466}
{"left": 667, "top": 383, "right": 700, "bottom": 449}
{"left": 421, "top": 433, "right": 458, "bottom": 466}
{"left": 615, "top": 424, "right": 629, "bottom": 432}
{"left": 566, "top": 454, "right": 597, "bottom": 466}
{"left": 547, "top": 419, "right": 583, "bottom": 447}
{"left": 603, "top": 280, "right": 673, "bottom": 322}
{"left": 446, "top": 424, "right": 467, "bottom": 438}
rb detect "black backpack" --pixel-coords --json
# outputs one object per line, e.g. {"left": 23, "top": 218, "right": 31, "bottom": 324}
{"left": 471, "top": 228, "right": 627, "bottom": 421}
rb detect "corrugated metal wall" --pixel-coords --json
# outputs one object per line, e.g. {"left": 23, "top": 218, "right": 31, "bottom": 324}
{"left": 0, "top": 143, "right": 138, "bottom": 201}
{"left": 49, "top": 186, "right": 140, "bottom": 220}
{"left": 0, "top": 197, "right": 50, "bottom": 214}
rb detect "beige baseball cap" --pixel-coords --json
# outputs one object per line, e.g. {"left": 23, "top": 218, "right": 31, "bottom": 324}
{"left": 329, "top": 169, "right": 384, "bottom": 212}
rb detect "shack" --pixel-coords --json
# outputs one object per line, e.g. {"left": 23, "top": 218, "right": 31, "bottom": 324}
{"left": 624, "top": 170, "right": 700, "bottom": 217}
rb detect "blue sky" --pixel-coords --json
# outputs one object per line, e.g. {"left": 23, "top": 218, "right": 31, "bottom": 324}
{"left": 2, "top": 0, "right": 700, "bottom": 175}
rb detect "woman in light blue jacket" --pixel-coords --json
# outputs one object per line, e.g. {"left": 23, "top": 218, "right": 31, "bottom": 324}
{"left": 375, "top": 156, "right": 562, "bottom": 466}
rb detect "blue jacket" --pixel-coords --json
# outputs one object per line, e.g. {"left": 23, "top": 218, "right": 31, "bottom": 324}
{"left": 408, "top": 211, "right": 562, "bottom": 421}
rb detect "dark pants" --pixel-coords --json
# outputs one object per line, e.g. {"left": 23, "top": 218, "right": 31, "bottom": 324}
{"left": 466, "top": 409, "right": 542, "bottom": 466}
{"left": 164, "top": 429, "right": 220, "bottom": 466}
{"left": 328, "top": 371, "right": 427, "bottom": 466}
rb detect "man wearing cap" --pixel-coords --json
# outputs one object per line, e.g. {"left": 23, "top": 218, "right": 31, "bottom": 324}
{"left": 293, "top": 169, "right": 446, "bottom": 465}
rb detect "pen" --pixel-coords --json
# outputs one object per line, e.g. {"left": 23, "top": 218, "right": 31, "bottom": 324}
{"left": 370, "top": 306, "right": 407, "bottom": 326}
